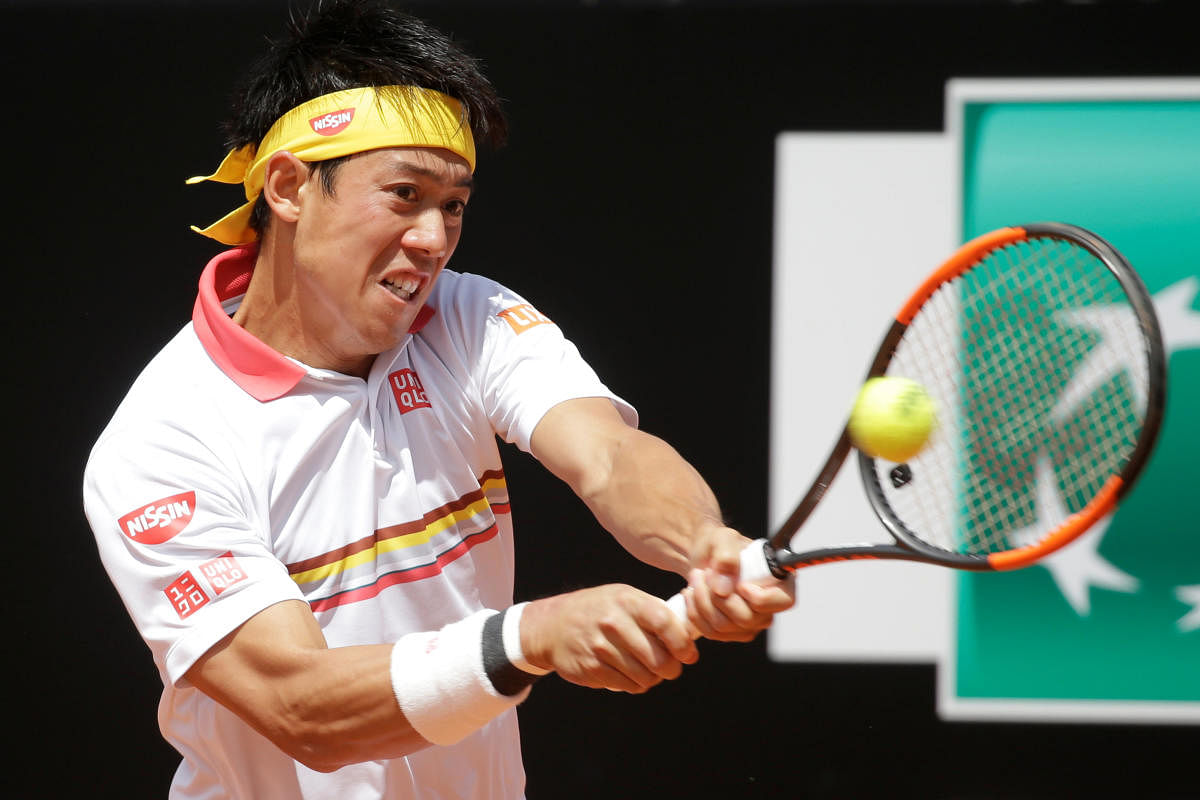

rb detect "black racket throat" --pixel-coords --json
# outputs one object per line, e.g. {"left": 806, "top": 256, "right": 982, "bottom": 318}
{"left": 769, "top": 430, "right": 853, "bottom": 549}
{"left": 767, "top": 430, "right": 984, "bottom": 572}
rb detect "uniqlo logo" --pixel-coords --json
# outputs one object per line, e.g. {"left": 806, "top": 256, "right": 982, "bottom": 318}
{"left": 388, "top": 368, "right": 432, "bottom": 414}
{"left": 165, "top": 572, "right": 210, "bottom": 619}
{"left": 497, "top": 304, "right": 553, "bottom": 335}
{"left": 200, "top": 552, "right": 247, "bottom": 596}
{"left": 118, "top": 491, "right": 197, "bottom": 544}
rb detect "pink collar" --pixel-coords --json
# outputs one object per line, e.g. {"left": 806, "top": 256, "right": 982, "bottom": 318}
{"left": 192, "top": 247, "right": 435, "bottom": 402}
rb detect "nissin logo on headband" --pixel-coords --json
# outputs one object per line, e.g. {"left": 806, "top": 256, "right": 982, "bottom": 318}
{"left": 310, "top": 108, "right": 355, "bottom": 136}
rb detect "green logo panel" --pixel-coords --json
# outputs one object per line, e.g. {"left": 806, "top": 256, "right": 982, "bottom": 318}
{"left": 954, "top": 96, "right": 1200, "bottom": 714}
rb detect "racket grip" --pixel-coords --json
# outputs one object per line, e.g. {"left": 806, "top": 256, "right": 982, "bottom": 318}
{"left": 665, "top": 539, "right": 776, "bottom": 621}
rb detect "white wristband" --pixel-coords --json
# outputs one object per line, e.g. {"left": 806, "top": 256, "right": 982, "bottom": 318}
{"left": 502, "top": 602, "right": 550, "bottom": 676}
{"left": 390, "top": 610, "right": 530, "bottom": 747}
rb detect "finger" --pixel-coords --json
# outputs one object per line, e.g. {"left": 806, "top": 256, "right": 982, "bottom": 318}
{"left": 676, "top": 588, "right": 703, "bottom": 640}
{"left": 685, "top": 569, "right": 747, "bottom": 641}
{"left": 692, "top": 569, "right": 774, "bottom": 642}
{"left": 702, "top": 530, "right": 746, "bottom": 598}
{"left": 649, "top": 619, "right": 699, "bottom": 671}
{"left": 710, "top": 588, "right": 772, "bottom": 632}
{"left": 706, "top": 569, "right": 736, "bottom": 598}
{"left": 597, "top": 615, "right": 684, "bottom": 687}
{"left": 737, "top": 579, "right": 796, "bottom": 614}
{"left": 636, "top": 594, "right": 699, "bottom": 663}
{"left": 586, "top": 660, "right": 658, "bottom": 694}
{"left": 618, "top": 598, "right": 698, "bottom": 676}
{"left": 600, "top": 640, "right": 677, "bottom": 689}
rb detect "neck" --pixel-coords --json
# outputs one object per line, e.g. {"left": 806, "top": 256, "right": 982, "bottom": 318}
{"left": 232, "top": 227, "right": 374, "bottom": 379}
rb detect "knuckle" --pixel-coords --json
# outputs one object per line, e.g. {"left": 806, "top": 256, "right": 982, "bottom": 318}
{"left": 649, "top": 648, "right": 674, "bottom": 671}
{"left": 588, "top": 633, "right": 613, "bottom": 656}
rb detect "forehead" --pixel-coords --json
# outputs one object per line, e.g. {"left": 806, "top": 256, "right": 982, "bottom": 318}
{"left": 346, "top": 147, "right": 473, "bottom": 187}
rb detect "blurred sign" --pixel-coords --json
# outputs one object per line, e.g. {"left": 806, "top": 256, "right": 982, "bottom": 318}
{"left": 942, "top": 79, "right": 1200, "bottom": 723}
{"left": 769, "top": 79, "right": 1200, "bottom": 725}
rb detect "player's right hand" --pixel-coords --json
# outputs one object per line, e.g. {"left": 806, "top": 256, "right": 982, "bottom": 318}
{"left": 681, "top": 524, "right": 796, "bottom": 642}
{"left": 519, "top": 584, "right": 698, "bottom": 694}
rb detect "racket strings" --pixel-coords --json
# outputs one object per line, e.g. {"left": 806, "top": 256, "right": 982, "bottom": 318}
{"left": 876, "top": 236, "right": 1149, "bottom": 557}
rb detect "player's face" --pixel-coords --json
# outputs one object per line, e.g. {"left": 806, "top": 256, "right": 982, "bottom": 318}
{"left": 290, "top": 146, "right": 471, "bottom": 374}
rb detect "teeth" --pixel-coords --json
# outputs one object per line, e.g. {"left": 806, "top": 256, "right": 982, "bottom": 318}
{"left": 383, "top": 278, "right": 419, "bottom": 300}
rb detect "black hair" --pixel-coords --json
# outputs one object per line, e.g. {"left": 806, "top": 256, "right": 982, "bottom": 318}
{"left": 222, "top": 0, "right": 507, "bottom": 237}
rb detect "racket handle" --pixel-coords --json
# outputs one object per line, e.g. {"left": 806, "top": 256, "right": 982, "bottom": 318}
{"left": 665, "top": 539, "right": 776, "bottom": 621}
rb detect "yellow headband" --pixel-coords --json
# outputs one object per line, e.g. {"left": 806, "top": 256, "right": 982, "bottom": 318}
{"left": 188, "top": 85, "right": 476, "bottom": 245}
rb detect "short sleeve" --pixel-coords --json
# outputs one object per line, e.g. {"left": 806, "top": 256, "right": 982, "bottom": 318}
{"left": 434, "top": 274, "right": 637, "bottom": 452}
{"left": 83, "top": 421, "right": 305, "bottom": 686}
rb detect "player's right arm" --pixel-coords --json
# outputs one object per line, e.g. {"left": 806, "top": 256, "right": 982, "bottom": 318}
{"left": 184, "top": 599, "right": 424, "bottom": 772}
{"left": 184, "top": 585, "right": 697, "bottom": 771}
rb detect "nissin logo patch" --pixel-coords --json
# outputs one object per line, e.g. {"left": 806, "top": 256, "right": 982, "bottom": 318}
{"left": 309, "top": 108, "right": 355, "bottom": 136}
{"left": 119, "top": 491, "right": 196, "bottom": 544}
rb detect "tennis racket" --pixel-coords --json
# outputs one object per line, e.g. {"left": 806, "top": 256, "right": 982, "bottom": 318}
{"left": 668, "top": 222, "right": 1166, "bottom": 616}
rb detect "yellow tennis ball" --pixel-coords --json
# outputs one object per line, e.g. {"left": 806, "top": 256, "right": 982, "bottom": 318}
{"left": 848, "top": 377, "right": 937, "bottom": 462}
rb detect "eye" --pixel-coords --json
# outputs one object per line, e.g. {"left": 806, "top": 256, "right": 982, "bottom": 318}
{"left": 444, "top": 198, "right": 468, "bottom": 218}
{"left": 392, "top": 185, "right": 418, "bottom": 202}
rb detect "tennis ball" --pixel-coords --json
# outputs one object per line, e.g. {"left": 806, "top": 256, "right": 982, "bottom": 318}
{"left": 848, "top": 377, "right": 936, "bottom": 462}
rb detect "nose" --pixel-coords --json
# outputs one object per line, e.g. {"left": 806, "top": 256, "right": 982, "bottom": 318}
{"left": 402, "top": 208, "right": 449, "bottom": 260}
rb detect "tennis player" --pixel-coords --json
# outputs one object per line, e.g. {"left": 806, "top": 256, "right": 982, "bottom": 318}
{"left": 82, "top": 1, "right": 793, "bottom": 797}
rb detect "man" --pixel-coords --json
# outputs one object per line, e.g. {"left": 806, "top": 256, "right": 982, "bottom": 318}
{"left": 83, "top": 2, "right": 793, "bottom": 797}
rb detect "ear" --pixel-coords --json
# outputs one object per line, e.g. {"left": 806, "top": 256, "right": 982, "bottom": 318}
{"left": 261, "top": 151, "right": 310, "bottom": 225}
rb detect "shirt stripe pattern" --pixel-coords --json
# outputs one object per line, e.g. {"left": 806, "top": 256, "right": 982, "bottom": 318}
{"left": 289, "top": 470, "right": 510, "bottom": 612}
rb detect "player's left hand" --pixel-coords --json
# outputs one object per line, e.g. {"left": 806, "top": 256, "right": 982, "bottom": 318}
{"left": 680, "top": 525, "right": 795, "bottom": 642}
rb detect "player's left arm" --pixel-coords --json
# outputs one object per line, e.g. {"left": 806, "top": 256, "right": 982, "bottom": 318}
{"left": 530, "top": 397, "right": 794, "bottom": 641}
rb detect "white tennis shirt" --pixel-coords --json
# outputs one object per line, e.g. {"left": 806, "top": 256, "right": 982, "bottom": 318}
{"left": 83, "top": 246, "right": 635, "bottom": 799}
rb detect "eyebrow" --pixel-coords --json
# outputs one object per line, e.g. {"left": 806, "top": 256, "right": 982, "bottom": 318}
{"left": 385, "top": 161, "right": 474, "bottom": 190}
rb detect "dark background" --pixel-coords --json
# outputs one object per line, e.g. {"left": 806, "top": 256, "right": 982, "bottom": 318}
{"left": 5, "top": 0, "right": 1198, "bottom": 797}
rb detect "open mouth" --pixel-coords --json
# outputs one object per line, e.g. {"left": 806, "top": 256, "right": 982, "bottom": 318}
{"left": 381, "top": 277, "right": 420, "bottom": 301}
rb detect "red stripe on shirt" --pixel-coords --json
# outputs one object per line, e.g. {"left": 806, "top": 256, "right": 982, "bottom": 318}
{"left": 307, "top": 523, "right": 500, "bottom": 613}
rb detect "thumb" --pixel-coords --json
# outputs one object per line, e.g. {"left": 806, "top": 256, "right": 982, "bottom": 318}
{"left": 702, "top": 527, "right": 745, "bottom": 597}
